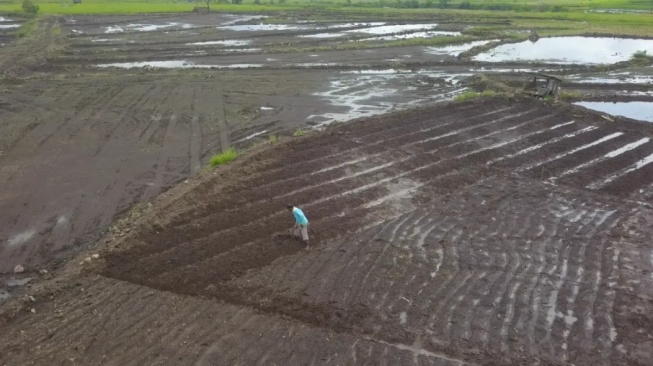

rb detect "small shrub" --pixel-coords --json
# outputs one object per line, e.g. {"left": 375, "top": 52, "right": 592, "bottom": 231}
{"left": 293, "top": 129, "right": 306, "bottom": 137}
{"left": 22, "top": 0, "right": 39, "bottom": 16}
{"left": 558, "top": 91, "right": 582, "bottom": 100}
{"left": 630, "top": 50, "right": 651, "bottom": 65}
{"left": 268, "top": 134, "right": 278, "bottom": 143}
{"left": 633, "top": 50, "right": 647, "bottom": 58}
{"left": 209, "top": 148, "right": 239, "bottom": 167}
{"left": 15, "top": 18, "right": 37, "bottom": 38}
{"left": 458, "top": 1, "right": 472, "bottom": 9}
{"left": 454, "top": 90, "right": 497, "bottom": 102}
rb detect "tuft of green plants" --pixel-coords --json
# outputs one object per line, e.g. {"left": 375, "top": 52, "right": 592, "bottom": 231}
{"left": 209, "top": 148, "right": 239, "bottom": 167}
{"left": 268, "top": 134, "right": 278, "bottom": 143}
{"left": 293, "top": 129, "right": 306, "bottom": 137}
{"left": 629, "top": 50, "right": 652, "bottom": 66}
{"left": 454, "top": 90, "right": 497, "bottom": 102}
{"left": 558, "top": 91, "right": 582, "bottom": 100}
{"left": 21, "top": 0, "right": 39, "bottom": 16}
{"left": 15, "top": 17, "right": 37, "bottom": 38}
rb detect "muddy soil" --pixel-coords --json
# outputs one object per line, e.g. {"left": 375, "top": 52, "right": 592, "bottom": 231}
{"left": 2, "top": 99, "right": 653, "bottom": 365}
{"left": 0, "top": 70, "right": 328, "bottom": 274}
{"left": 2, "top": 11, "right": 653, "bottom": 365}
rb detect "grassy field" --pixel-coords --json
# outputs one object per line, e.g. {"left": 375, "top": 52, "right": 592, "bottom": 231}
{"left": 1, "top": 0, "right": 652, "bottom": 15}
{"left": 1, "top": 0, "right": 651, "bottom": 38}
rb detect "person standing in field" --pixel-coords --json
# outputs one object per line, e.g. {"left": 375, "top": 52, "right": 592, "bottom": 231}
{"left": 287, "top": 205, "right": 309, "bottom": 246}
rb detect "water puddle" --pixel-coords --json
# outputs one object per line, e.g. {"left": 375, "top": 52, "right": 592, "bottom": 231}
{"left": 299, "top": 33, "right": 346, "bottom": 38}
{"left": 186, "top": 39, "right": 251, "bottom": 46}
{"left": 91, "top": 38, "right": 124, "bottom": 43}
{"left": 222, "top": 48, "right": 262, "bottom": 53}
{"left": 426, "top": 40, "right": 498, "bottom": 56}
{"left": 474, "top": 37, "right": 653, "bottom": 64}
{"left": 588, "top": 9, "right": 651, "bottom": 14}
{"left": 96, "top": 61, "right": 263, "bottom": 69}
{"left": 218, "top": 24, "right": 312, "bottom": 32}
{"left": 360, "top": 30, "right": 461, "bottom": 42}
{"left": 0, "top": 17, "right": 13, "bottom": 22}
{"left": 104, "top": 22, "right": 194, "bottom": 33}
{"left": 335, "top": 22, "right": 385, "bottom": 28}
{"left": 567, "top": 72, "right": 653, "bottom": 84}
{"left": 223, "top": 21, "right": 387, "bottom": 32}
{"left": 222, "top": 15, "right": 268, "bottom": 25}
{"left": 343, "top": 69, "right": 411, "bottom": 74}
{"left": 468, "top": 67, "right": 560, "bottom": 73}
{"left": 575, "top": 101, "right": 653, "bottom": 122}
{"left": 295, "top": 62, "right": 343, "bottom": 67}
{"left": 347, "top": 23, "right": 439, "bottom": 35}
{"left": 7, "top": 229, "right": 35, "bottom": 247}
{"left": 619, "top": 90, "right": 653, "bottom": 97}
{"left": 0, "top": 24, "right": 20, "bottom": 29}
{"left": 234, "top": 129, "right": 269, "bottom": 144}
{"left": 308, "top": 69, "right": 469, "bottom": 126}
{"left": 6, "top": 277, "right": 33, "bottom": 287}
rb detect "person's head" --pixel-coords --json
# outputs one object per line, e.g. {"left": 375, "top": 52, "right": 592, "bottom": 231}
{"left": 286, "top": 205, "right": 294, "bottom": 211}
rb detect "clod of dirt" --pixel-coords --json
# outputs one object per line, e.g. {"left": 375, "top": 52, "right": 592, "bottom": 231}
{"left": 91, "top": 254, "right": 99, "bottom": 259}
{"left": 38, "top": 269, "right": 48, "bottom": 275}
{"left": 13, "top": 265, "right": 24, "bottom": 274}
{"left": 30, "top": 308, "right": 35, "bottom": 314}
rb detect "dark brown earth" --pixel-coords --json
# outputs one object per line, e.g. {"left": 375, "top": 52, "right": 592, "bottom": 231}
{"left": 0, "top": 70, "right": 328, "bottom": 273}
{"left": 2, "top": 98, "right": 653, "bottom": 365}
{"left": 2, "top": 11, "right": 653, "bottom": 366}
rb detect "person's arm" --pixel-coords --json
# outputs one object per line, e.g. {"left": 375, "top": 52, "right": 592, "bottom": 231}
{"left": 292, "top": 210, "right": 299, "bottom": 227}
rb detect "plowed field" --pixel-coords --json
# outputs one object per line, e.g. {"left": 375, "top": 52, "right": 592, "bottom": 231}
{"left": 2, "top": 98, "right": 653, "bottom": 365}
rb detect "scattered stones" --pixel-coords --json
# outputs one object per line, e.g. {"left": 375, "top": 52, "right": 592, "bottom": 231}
{"left": 13, "top": 264, "right": 25, "bottom": 273}
{"left": 39, "top": 269, "right": 48, "bottom": 275}
{"left": 30, "top": 308, "right": 36, "bottom": 313}
{"left": 91, "top": 254, "right": 100, "bottom": 259}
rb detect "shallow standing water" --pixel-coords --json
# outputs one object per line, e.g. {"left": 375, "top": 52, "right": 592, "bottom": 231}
{"left": 474, "top": 37, "right": 653, "bottom": 64}
{"left": 575, "top": 101, "right": 653, "bottom": 122}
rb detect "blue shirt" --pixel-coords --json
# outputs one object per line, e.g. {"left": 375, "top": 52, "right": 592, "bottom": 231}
{"left": 293, "top": 207, "right": 308, "bottom": 225}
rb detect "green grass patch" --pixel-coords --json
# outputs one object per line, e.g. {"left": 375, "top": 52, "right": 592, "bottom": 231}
{"left": 0, "top": 2, "right": 194, "bottom": 14}
{"left": 293, "top": 128, "right": 306, "bottom": 137}
{"left": 209, "top": 148, "right": 239, "bottom": 167}
{"left": 268, "top": 134, "right": 278, "bottom": 143}
{"left": 14, "top": 17, "right": 38, "bottom": 37}
{"left": 629, "top": 49, "right": 653, "bottom": 65}
{"left": 454, "top": 90, "right": 498, "bottom": 102}
{"left": 0, "top": 1, "right": 285, "bottom": 15}
{"left": 558, "top": 91, "right": 582, "bottom": 100}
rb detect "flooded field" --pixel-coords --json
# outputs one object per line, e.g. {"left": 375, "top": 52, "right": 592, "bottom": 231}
{"left": 0, "top": 16, "right": 23, "bottom": 46}
{"left": 474, "top": 37, "right": 653, "bottom": 64}
{"left": 2, "top": 9, "right": 653, "bottom": 366}
{"left": 576, "top": 101, "right": 653, "bottom": 122}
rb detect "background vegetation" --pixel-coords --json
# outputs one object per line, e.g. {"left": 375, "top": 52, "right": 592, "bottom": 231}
{"left": 0, "top": 0, "right": 652, "bottom": 15}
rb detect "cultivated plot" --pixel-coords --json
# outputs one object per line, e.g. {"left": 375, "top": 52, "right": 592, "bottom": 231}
{"left": 2, "top": 99, "right": 653, "bottom": 365}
